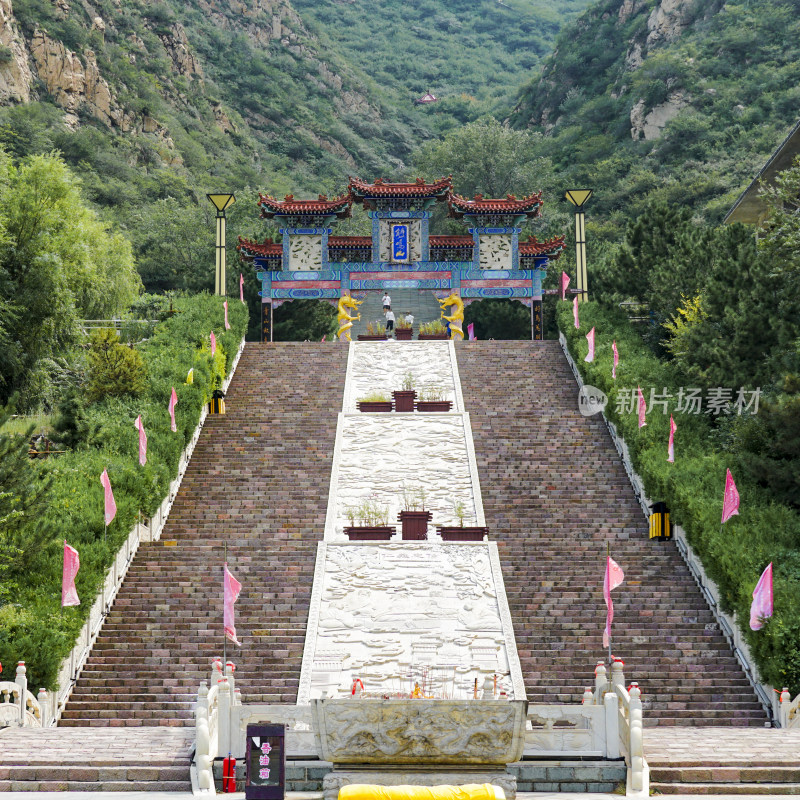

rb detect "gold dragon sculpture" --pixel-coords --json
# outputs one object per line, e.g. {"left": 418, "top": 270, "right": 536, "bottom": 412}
{"left": 438, "top": 293, "right": 465, "bottom": 341}
{"left": 337, "top": 294, "right": 363, "bottom": 341}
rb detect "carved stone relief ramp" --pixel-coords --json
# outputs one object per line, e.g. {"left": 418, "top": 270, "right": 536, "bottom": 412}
{"left": 299, "top": 341, "right": 524, "bottom": 706}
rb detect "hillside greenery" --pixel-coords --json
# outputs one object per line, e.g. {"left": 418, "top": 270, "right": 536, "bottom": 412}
{"left": 0, "top": 293, "right": 247, "bottom": 691}
{"left": 510, "top": 0, "right": 800, "bottom": 252}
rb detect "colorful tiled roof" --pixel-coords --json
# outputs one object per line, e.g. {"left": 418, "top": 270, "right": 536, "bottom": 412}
{"left": 237, "top": 236, "right": 282, "bottom": 259}
{"left": 429, "top": 235, "right": 474, "bottom": 248}
{"left": 448, "top": 192, "right": 543, "bottom": 217}
{"left": 328, "top": 236, "right": 372, "bottom": 248}
{"left": 519, "top": 235, "right": 566, "bottom": 259}
{"left": 257, "top": 192, "right": 352, "bottom": 218}
{"left": 348, "top": 176, "right": 452, "bottom": 199}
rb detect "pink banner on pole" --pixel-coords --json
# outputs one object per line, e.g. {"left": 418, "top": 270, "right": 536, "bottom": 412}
{"left": 224, "top": 300, "right": 231, "bottom": 331}
{"left": 585, "top": 327, "right": 595, "bottom": 362}
{"left": 100, "top": 469, "right": 116, "bottom": 526}
{"left": 573, "top": 295, "right": 580, "bottom": 329}
{"left": 603, "top": 556, "right": 625, "bottom": 648}
{"left": 468, "top": 323, "right": 476, "bottom": 341}
{"left": 134, "top": 415, "right": 147, "bottom": 466}
{"left": 240, "top": 273, "right": 245, "bottom": 303}
{"left": 561, "top": 271, "right": 570, "bottom": 301}
{"left": 210, "top": 330, "right": 216, "bottom": 356}
{"left": 224, "top": 563, "right": 242, "bottom": 646}
{"left": 321, "top": 334, "right": 326, "bottom": 342}
{"left": 637, "top": 386, "right": 647, "bottom": 428}
{"left": 62, "top": 541, "right": 80, "bottom": 607}
{"left": 169, "top": 387, "right": 178, "bottom": 433}
{"left": 722, "top": 468, "right": 740, "bottom": 523}
{"left": 612, "top": 340, "right": 618, "bottom": 380}
{"left": 668, "top": 415, "right": 677, "bottom": 463}
{"left": 750, "top": 562, "right": 773, "bottom": 630}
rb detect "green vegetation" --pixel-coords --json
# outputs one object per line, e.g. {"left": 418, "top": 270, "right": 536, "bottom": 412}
{"left": 0, "top": 294, "right": 247, "bottom": 691}
{"left": 511, "top": 0, "right": 800, "bottom": 249}
{"left": 559, "top": 300, "right": 800, "bottom": 693}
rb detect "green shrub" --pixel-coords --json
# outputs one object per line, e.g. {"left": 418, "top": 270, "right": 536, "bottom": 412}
{"left": 558, "top": 300, "right": 800, "bottom": 694}
{"left": 0, "top": 293, "right": 247, "bottom": 690}
{"left": 87, "top": 329, "right": 148, "bottom": 403}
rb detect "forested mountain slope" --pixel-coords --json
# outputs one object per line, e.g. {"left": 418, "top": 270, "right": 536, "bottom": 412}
{"left": 511, "top": 0, "right": 800, "bottom": 242}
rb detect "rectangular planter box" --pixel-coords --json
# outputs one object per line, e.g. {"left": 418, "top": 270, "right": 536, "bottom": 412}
{"left": 417, "top": 334, "right": 449, "bottom": 340}
{"left": 357, "top": 401, "right": 393, "bottom": 412}
{"left": 437, "top": 526, "right": 488, "bottom": 541}
{"left": 415, "top": 400, "right": 453, "bottom": 412}
{"left": 398, "top": 510, "right": 432, "bottom": 540}
{"left": 344, "top": 526, "right": 395, "bottom": 541}
{"left": 357, "top": 335, "right": 388, "bottom": 341}
{"left": 392, "top": 390, "right": 416, "bottom": 412}
{"left": 394, "top": 328, "right": 413, "bottom": 340}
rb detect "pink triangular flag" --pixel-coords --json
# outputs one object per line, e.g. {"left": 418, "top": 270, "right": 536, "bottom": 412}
{"left": 134, "top": 415, "right": 147, "bottom": 466}
{"left": 721, "top": 469, "right": 740, "bottom": 523}
{"left": 240, "top": 273, "right": 245, "bottom": 303}
{"left": 100, "top": 469, "right": 116, "bottom": 526}
{"left": 210, "top": 330, "right": 216, "bottom": 356}
{"left": 603, "top": 556, "right": 625, "bottom": 648}
{"left": 750, "top": 563, "right": 773, "bottom": 630}
{"left": 585, "top": 327, "right": 595, "bottom": 362}
{"left": 637, "top": 386, "right": 647, "bottom": 428}
{"left": 224, "top": 563, "right": 242, "bottom": 646}
{"left": 667, "top": 415, "right": 677, "bottom": 463}
{"left": 467, "top": 322, "right": 476, "bottom": 341}
{"left": 612, "top": 340, "right": 618, "bottom": 380}
{"left": 224, "top": 300, "right": 231, "bottom": 331}
{"left": 561, "top": 271, "right": 570, "bottom": 301}
{"left": 573, "top": 295, "right": 579, "bottom": 329}
{"left": 62, "top": 541, "right": 80, "bottom": 607}
{"left": 168, "top": 387, "right": 178, "bottom": 433}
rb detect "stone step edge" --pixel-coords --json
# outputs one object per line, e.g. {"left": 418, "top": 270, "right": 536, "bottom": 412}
{"left": 649, "top": 782, "right": 800, "bottom": 795}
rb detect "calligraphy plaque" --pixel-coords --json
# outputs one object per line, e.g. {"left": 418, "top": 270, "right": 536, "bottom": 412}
{"left": 391, "top": 225, "right": 409, "bottom": 263}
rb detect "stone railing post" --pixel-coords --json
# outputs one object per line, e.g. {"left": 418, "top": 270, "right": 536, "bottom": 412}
{"left": 195, "top": 681, "right": 213, "bottom": 791}
{"left": 211, "top": 658, "right": 223, "bottom": 685}
{"left": 15, "top": 662, "right": 27, "bottom": 726}
{"left": 37, "top": 689, "right": 49, "bottom": 728}
{"left": 610, "top": 658, "right": 625, "bottom": 693}
{"left": 225, "top": 661, "right": 236, "bottom": 697}
{"left": 628, "top": 683, "right": 645, "bottom": 792}
{"left": 218, "top": 677, "right": 231, "bottom": 756}
{"left": 779, "top": 688, "right": 791, "bottom": 729}
{"left": 604, "top": 690, "right": 620, "bottom": 758}
{"left": 594, "top": 661, "right": 607, "bottom": 702}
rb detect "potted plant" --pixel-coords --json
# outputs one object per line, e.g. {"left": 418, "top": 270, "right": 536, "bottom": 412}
{"left": 357, "top": 391, "right": 393, "bottom": 412}
{"left": 392, "top": 371, "right": 416, "bottom": 412}
{"left": 394, "top": 315, "right": 413, "bottom": 340}
{"left": 344, "top": 499, "right": 395, "bottom": 540}
{"left": 437, "top": 500, "right": 488, "bottom": 541}
{"left": 417, "top": 319, "right": 449, "bottom": 340}
{"left": 415, "top": 387, "right": 453, "bottom": 412}
{"left": 398, "top": 484, "right": 431, "bottom": 540}
{"left": 358, "top": 321, "right": 389, "bottom": 341}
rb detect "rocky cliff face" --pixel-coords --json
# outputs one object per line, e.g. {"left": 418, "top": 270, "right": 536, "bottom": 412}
{"left": 0, "top": 0, "right": 33, "bottom": 103}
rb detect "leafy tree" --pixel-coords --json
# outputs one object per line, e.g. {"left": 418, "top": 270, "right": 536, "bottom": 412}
{"left": 463, "top": 299, "right": 532, "bottom": 340}
{"left": 51, "top": 387, "right": 92, "bottom": 450}
{"left": 0, "top": 404, "right": 55, "bottom": 569}
{"left": 86, "top": 329, "right": 147, "bottom": 403}
{"left": 272, "top": 300, "right": 337, "bottom": 342}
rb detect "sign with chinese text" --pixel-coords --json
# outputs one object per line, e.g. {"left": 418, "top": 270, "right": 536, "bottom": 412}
{"left": 245, "top": 723, "right": 285, "bottom": 800}
{"left": 392, "top": 225, "right": 409, "bottom": 262}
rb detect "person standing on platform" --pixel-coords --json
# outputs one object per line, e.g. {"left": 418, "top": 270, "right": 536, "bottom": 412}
{"left": 405, "top": 312, "right": 414, "bottom": 328}
{"left": 385, "top": 307, "right": 395, "bottom": 334}
{"left": 382, "top": 292, "right": 391, "bottom": 310}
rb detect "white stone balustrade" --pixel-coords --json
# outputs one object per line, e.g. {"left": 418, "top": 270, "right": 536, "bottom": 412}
{"left": 0, "top": 662, "right": 45, "bottom": 728}
{"left": 779, "top": 688, "right": 800, "bottom": 729}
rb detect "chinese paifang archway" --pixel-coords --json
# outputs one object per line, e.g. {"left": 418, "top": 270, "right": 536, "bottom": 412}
{"left": 237, "top": 176, "right": 565, "bottom": 341}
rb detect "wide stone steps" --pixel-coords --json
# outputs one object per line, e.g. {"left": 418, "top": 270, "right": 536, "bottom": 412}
{"left": 60, "top": 343, "right": 348, "bottom": 728}
{"left": 456, "top": 341, "right": 766, "bottom": 726}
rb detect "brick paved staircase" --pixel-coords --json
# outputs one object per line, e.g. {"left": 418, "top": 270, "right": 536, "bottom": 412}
{"left": 456, "top": 340, "right": 766, "bottom": 727}
{"left": 60, "top": 342, "right": 348, "bottom": 728}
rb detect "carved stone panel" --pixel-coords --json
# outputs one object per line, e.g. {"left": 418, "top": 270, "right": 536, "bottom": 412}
{"left": 289, "top": 234, "right": 323, "bottom": 270}
{"left": 478, "top": 235, "right": 512, "bottom": 269}
{"left": 313, "top": 698, "right": 527, "bottom": 765}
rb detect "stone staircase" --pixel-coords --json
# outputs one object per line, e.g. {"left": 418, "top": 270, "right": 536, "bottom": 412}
{"left": 59, "top": 343, "right": 349, "bottom": 727}
{"left": 351, "top": 288, "right": 443, "bottom": 337}
{"left": 456, "top": 340, "right": 766, "bottom": 727}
